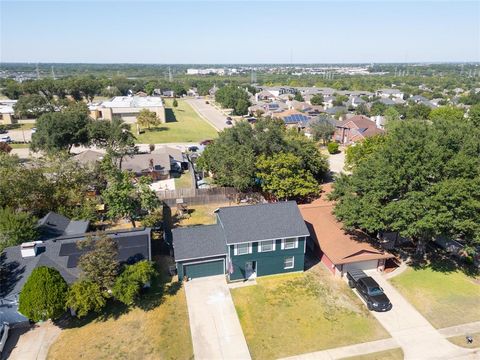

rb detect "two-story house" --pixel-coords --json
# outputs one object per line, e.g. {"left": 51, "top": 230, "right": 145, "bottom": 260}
{"left": 172, "top": 202, "right": 310, "bottom": 281}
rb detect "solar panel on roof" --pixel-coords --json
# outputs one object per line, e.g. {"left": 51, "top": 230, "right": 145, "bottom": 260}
{"left": 67, "top": 254, "right": 81, "bottom": 268}
{"left": 59, "top": 243, "right": 81, "bottom": 256}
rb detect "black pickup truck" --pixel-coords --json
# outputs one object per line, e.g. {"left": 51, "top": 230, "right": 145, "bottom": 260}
{"left": 346, "top": 269, "right": 392, "bottom": 312}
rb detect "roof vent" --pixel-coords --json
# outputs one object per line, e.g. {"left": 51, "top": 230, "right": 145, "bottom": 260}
{"left": 21, "top": 241, "right": 40, "bottom": 258}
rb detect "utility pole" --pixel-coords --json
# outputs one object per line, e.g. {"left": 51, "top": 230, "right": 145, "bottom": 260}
{"left": 36, "top": 63, "right": 40, "bottom": 79}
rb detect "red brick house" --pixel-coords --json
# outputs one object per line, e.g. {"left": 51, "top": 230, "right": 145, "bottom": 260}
{"left": 334, "top": 115, "right": 384, "bottom": 144}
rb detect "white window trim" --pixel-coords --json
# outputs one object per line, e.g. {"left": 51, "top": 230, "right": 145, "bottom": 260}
{"left": 258, "top": 239, "right": 276, "bottom": 253}
{"left": 234, "top": 243, "right": 252, "bottom": 256}
{"left": 284, "top": 256, "right": 295, "bottom": 269}
{"left": 281, "top": 237, "right": 298, "bottom": 250}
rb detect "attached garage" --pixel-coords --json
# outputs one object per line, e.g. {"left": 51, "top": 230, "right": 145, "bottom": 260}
{"left": 183, "top": 259, "right": 225, "bottom": 280}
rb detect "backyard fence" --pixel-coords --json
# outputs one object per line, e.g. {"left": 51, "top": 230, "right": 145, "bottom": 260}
{"left": 158, "top": 187, "right": 264, "bottom": 206}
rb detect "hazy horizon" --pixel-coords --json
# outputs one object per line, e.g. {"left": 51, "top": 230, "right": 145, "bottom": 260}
{"left": 1, "top": 1, "right": 479, "bottom": 64}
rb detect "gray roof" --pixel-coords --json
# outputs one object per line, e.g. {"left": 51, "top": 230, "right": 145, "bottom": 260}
{"left": 151, "top": 146, "right": 186, "bottom": 163}
{"left": 0, "top": 228, "right": 151, "bottom": 302}
{"left": 73, "top": 150, "right": 104, "bottom": 165}
{"left": 217, "top": 201, "right": 310, "bottom": 245}
{"left": 122, "top": 153, "right": 171, "bottom": 174}
{"left": 37, "top": 212, "right": 90, "bottom": 240}
{"left": 172, "top": 224, "right": 227, "bottom": 261}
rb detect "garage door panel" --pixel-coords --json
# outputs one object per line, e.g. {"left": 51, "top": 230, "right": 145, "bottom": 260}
{"left": 184, "top": 259, "right": 224, "bottom": 279}
{"left": 343, "top": 260, "right": 378, "bottom": 273}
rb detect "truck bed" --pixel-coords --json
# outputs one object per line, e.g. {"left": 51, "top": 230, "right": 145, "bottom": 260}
{"left": 346, "top": 268, "right": 368, "bottom": 282}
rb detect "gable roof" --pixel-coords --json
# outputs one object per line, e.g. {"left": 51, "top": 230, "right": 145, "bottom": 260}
{"left": 0, "top": 227, "right": 151, "bottom": 301}
{"left": 217, "top": 201, "right": 310, "bottom": 245}
{"left": 172, "top": 224, "right": 227, "bottom": 261}
{"left": 37, "top": 212, "right": 90, "bottom": 241}
{"left": 122, "top": 153, "right": 171, "bottom": 174}
{"left": 299, "top": 186, "right": 393, "bottom": 265}
{"left": 73, "top": 150, "right": 104, "bottom": 165}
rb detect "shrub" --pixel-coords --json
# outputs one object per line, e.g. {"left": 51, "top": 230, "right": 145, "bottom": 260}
{"left": 66, "top": 279, "right": 107, "bottom": 318}
{"left": 112, "top": 260, "right": 156, "bottom": 305}
{"left": 327, "top": 142, "right": 340, "bottom": 154}
{"left": 18, "top": 266, "right": 68, "bottom": 322}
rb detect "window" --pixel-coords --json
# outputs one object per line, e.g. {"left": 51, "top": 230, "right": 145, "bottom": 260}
{"left": 284, "top": 256, "right": 295, "bottom": 269}
{"left": 235, "top": 243, "right": 250, "bottom": 255}
{"left": 259, "top": 240, "right": 275, "bottom": 252}
{"left": 282, "top": 238, "right": 298, "bottom": 250}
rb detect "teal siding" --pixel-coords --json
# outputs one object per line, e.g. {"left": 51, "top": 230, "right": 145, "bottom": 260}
{"left": 177, "top": 256, "right": 226, "bottom": 280}
{"left": 228, "top": 237, "right": 305, "bottom": 281}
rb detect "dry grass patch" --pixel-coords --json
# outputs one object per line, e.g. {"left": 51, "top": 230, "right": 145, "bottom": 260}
{"left": 231, "top": 265, "right": 388, "bottom": 360}
{"left": 48, "top": 256, "right": 193, "bottom": 360}
{"left": 447, "top": 331, "right": 480, "bottom": 349}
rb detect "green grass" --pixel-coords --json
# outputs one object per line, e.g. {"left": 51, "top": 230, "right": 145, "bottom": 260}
{"left": 447, "top": 331, "right": 480, "bottom": 349}
{"left": 390, "top": 266, "right": 480, "bottom": 328}
{"left": 135, "top": 99, "right": 218, "bottom": 143}
{"left": 172, "top": 171, "right": 193, "bottom": 189}
{"left": 48, "top": 255, "right": 193, "bottom": 360}
{"left": 340, "top": 348, "right": 404, "bottom": 360}
{"left": 230, "top": 266, "right": 389, "bottom": 360}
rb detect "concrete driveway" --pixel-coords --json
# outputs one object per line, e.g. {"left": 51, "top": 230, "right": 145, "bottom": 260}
{"left": 368, "top": 274, "right": 475, "bottom": 359}
{"left": 186, "top": 98, "right": 228, "bottom": 131}
{"left": 184, "top": 275, "right": 251, "bottom": 360}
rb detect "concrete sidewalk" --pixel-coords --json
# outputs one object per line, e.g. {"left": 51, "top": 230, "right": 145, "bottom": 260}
{"left": 184, "top": 275, "right": 251, "bottom": 360}
{"left": 439, "top": 321, "right": 480, "bottom": 338}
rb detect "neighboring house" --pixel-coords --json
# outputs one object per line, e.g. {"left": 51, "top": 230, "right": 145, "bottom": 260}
{"left": 376, "top": 88, "right": 404, "bottom": 100}
{"left": 255, "top": 90, "right": 276, "bottom": 102}
{"left": 122, "top": 153, "right": 172, "bottom": 180}
{"left": 152, "top": 146, "right": 189, "bottom": 171}
{"left": 299, "top": 190, "right": 394, "bottom": 277}
{"left": 273, "top": 109, "right": 311, "bottom": 128}
{"left": 172, "top": 202, "right": 310, "bottom": 281}
{"left": 89, "top": 96, "right": 165, "bottom": 124}
{"left": 73, "top": 149, "right": 105, "bottom": 166}
{"left": 37, "top": 212, "right": 90, "bottom": 241}
{"left": 334, "top": 115, "right": 384, "bottom": 144}
{"left": 0, "top": 215, "right": 152, "bottom": 324}
{"left": 0, "top": 100, "right": 17, "bottom": 125}
{"left": 346, "top": 96, "right": 366, "bottom": 108}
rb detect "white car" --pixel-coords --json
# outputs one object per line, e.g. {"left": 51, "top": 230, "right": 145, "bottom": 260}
{"left": 0, "top": 135, "right": 11, "bottom": 143}
{"left": 31, "top": 127, "right": 37, "bottom": 134}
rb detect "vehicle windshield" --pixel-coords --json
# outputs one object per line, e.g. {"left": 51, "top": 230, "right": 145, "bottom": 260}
{"left": 368, "top": 287, "right": 384, "bottom": 296}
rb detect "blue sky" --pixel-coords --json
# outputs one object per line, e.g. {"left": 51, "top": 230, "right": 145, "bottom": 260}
{"left": 1, "top": 1, "right": 479, "bottom": 63}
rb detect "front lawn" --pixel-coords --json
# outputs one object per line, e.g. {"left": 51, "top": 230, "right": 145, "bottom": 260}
{"left": 135, "top": 99, "right": 218, "bottom": 144}
{"left": 390, "top": 266, "right": 480, "bottom": 328}
{"left": 447, "top": 331, "right": 480, "bottom": 349}
{"left": 230, "top": 266, "right": 388, "bottom": 360}
{"left": 48, "top": 255, "right": 193, "bottom": 360}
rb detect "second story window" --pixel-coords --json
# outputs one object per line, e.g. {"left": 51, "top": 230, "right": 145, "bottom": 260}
{"left": 235, "top": 243, "right": 251, "bottom": 255}
{"left": 259, "top": 240, "right": 275, "bottom": 252}
{"left": 282, "top": 238, "right": 298, "bottom": 250}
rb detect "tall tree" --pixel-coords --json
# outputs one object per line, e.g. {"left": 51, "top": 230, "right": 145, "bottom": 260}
{"left": 78, "top": 234, "right": 119, "bottom": 290}
{"left": 18, "top": 266, "right": 68, "bottom": 322}
{"left": 66, "top": 280, "right": 106, "bottom": 318}
{"left": 428, "top": 106, "right": 464, "bottom": 122}
{"left": 308, "top": 117, "right": 335, "bottom": 145}
{"left": 256, "top": 152, "right": 319, "bottom": 201}
{"left": 13, "top": 94, "right": 54, "bottom": 118}
{"left": 310, "top": 94, "right": 324, "bottom": 106}
{"left": 331, "top": 118, "right": 480, "bottom": 256}
{"left": 0, "top": 207, "right": 38, "bottom": 252}
{"left": 112, "top": 260, "right": 156, "bottom": 305}
{"left": 136, "top": 109, "right": 160, "bottom": 129}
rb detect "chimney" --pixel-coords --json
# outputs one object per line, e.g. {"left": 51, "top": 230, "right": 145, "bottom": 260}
{"left": 21, "top": 241, "right": 39, "bottom": 258}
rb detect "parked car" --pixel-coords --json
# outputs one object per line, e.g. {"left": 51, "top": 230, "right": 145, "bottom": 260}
{"left": 225, "top": 120, "right": 232, "bottom": 125}
{"left": 226, "top": 116, "right": 232, "bottom": 121}
{"left": 188, "top": 146, "right": 199, "bottom": 152}
{"left": 31, "top": 127, "right": 37, "bottom": 134}
{"left": 0, "top": 322, "right": 10, "bottom": 355}
{"left": 347, "top": 269, "right": 392, "bottom": 312}
{"left": 0, "top": 127, "right": 7, "bottom": 134}
{"left": 247, "top": 117, "right": 257, "bottom": 124}
{"left": 205, "top": 101, "right": 209, "bottom": 104}
{"left": 0, "top": 135, "right": 11, "bottom": 143}
{"left": 200, "top": 139, "right": 213, "bottom": 146}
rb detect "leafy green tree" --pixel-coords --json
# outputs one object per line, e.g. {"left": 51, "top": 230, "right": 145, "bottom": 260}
{"left": 31, "top": 103, "right": 91, "bottom": 153}
{"left": 18, "top": 267, "right": 68, "bottom": 322}
{"left": 355, "top": 103, "right": 370, "bottom": 116}
{"left": 14, "top": 94, "right": 54, "bottom": 118}
{"left": 172, "top": 98, "right": 178, "bottom": 107}
{"left": 384, "top": 107, "right": 401, "bottom": 122}
{"left": 136, "top": 109, "right": 160, "bottom": 129}
{"left": 256, "top": 152, "right": 319, "bottom": 201}
{"left": 2, "top": 79, "right": 22, "bottom": 99}
{"left": 333, "top": 94, "right": 348, "bottom": 106}
{"left": 0, "top": 207, "right": 38, "bottom": 252}
{"left": 344, "top": 134, "right": 386, "bottom": 170}
{"left": 310, "top": 94, "right": 324, "bottom": 106}
{"left": 78, "top": 234, "right": 119, "bottom": 290}
{"left": 294, "top": 92, "right": 304, "bottom": 102}
{"left": 215, "top": 85, "right": 251, "bottom": 115}
{"left": 428, "top": 106, "right": 464, "bottom": 122}
{"left": 406, "top": 103, "right": 431, "bottom": 120}
{"left": 331, "top": 118, "right": 480, "bottom": 256}
{"left": 112, "top": 260, "right": 156, "bottom": 305}
{"left": 308, "top": 117, "right": 335, "bottom": 144}
{"left": 370, "top": 101, "right": 387, "bottom": 116}
{"left": 468, "top": 104, "right": 480, "bottom": 127}
{"left": 66, "top": 280, "right": 107, "bottom": 318}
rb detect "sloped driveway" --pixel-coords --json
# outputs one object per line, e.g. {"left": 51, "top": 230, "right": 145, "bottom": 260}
{"left": 184, "top": 275, "right": 251, "bottom": 360}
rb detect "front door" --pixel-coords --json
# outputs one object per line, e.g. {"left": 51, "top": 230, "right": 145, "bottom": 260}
{"left": 245, "top": 261, "right": 257, "bottom": 279}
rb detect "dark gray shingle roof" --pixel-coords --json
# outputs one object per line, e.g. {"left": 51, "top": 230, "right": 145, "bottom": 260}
{"left": 37, "top": 212, "right": 90, "bottom": 240}
{"left": 217, "top": 201, "right": 310, "bottom": 245}
{"left": 172, "top": 225, "right": 227, "bottom": 261}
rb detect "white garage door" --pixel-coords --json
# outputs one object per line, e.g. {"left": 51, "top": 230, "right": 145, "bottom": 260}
{"left": 342, "top": 260, "right": 379, "bottom": 273}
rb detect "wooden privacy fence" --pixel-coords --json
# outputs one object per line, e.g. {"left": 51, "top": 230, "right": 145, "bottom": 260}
{"left": 157, "top": 187, "right": 240, "bottom": 206}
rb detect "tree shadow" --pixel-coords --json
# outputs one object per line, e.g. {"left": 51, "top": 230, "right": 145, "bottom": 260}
{"left": 165, "top": 109, "right": 177, "bottom": 123}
